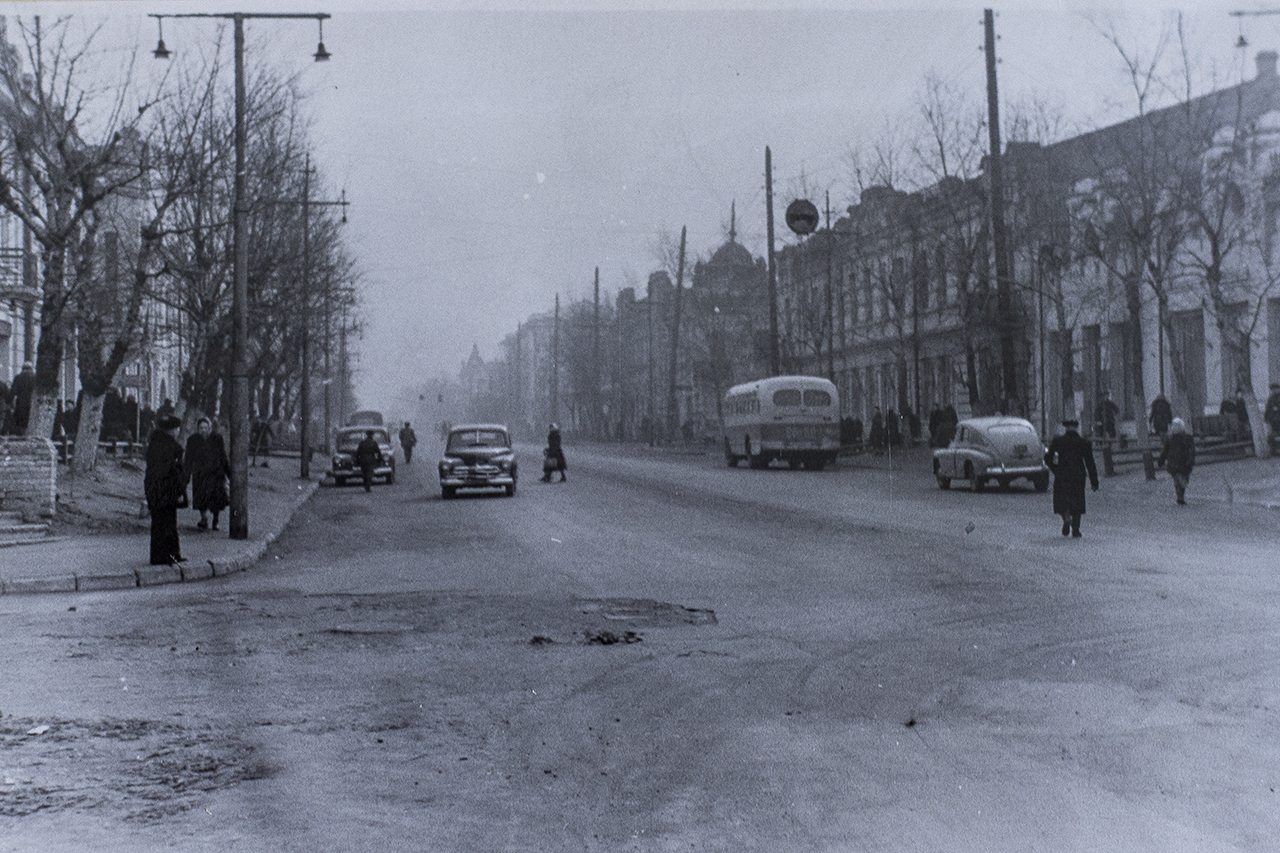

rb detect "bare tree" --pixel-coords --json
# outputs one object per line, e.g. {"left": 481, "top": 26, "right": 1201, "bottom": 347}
{"left": 0, "top": 16, "right": 155, "bottom": 440}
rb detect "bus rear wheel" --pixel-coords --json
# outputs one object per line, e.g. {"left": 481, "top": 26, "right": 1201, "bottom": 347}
{"left": 725, "top": 438, "right": 739, "bottom": 467}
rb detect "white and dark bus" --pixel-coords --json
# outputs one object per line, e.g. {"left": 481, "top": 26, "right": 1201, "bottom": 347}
{"left": 722, "top": 375, "right": 840, "bottom": 470}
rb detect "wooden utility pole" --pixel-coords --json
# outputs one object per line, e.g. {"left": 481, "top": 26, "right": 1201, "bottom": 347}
{"left": 984, "top": 8, "right": 1019, "bottom": 414}
{"left": 766, "top": 147, "right": 780, "bottom": 377}
{"left": 824, "top": 191, "right": 835, "bottom": 382}
{"left": 666, "top": 226, "right": 687, "bottom": 441}
{"left": 552, "top": 293, "right": 560, "bottom": 426}
{"left": 592, "top": 267, "right": 601, "bottom": 438}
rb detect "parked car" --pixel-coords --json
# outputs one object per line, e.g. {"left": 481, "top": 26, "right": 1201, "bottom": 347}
{"left": 438, "top": 424, "right": 517, "bottom": 498}
{"left": 329, "top": 426, "right": 396, "bottom": 486}
{"left": 932, "top": 415, "right": 1049, "bottom": 492}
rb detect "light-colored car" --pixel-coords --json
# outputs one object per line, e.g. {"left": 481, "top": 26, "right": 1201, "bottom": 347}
{"left": 438, "top": 424, "right": 518, "bottom": 498}
{"left": 329, "top": 426, "right": 396, "bottom": 486}
{"left": 932, "top": 415, "right": 1049, "bottom": 492}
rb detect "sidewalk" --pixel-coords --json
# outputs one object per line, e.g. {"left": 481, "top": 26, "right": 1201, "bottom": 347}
{"left": 575, "top": 438, "right": 1280, "bottom": 510}
{"left": 0, "top": 462, "right": 317, "bottom": 595}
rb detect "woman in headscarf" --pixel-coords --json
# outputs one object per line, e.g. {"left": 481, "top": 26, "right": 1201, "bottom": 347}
{"left": 185, "top": 416, "right": 231, "bottom": 530}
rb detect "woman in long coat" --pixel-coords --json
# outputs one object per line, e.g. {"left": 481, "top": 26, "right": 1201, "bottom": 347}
{"left": 185, "top": 417, "right": 230, "bottom": 530}
{"left": 145, "top": 415, "right": 189, "bottom": 565}
{"left": 1044, "top": 418, "right": 1099, "bottom": 538}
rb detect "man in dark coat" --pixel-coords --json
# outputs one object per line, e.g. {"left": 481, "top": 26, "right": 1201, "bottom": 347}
{"left": 7, "top": 361, "right": 34, "bottom": 435}
{"left": 1157, "top": 417, "right": 1196, "bottom": 506}
{"left": 355, "top": 430, "right": 382, "bottom": 492}
{"left": 1044, "top": 418, "right": 1099, "bottom": 538}
{"left": 1266, "top": 383, "right": 1280, "bottom": 440}
{"left": 145, "top": 415, "right": 189, "bottom": 565}
{"left": 1096, "top": 392, "right": 1119, "bottom": 438}
{"left": 185, "top": 417, "right": 231, "bottom": 531}
{"left": 398, "top": 421, "right": 418, "bottom": 465}
{"left": 542, "top": 423, "right": 567, "bottom": 482}
{"left": 1149, "top": 394, "right": 1173, "bottom": 438}
{"left": 868, "top": 408, "right": 885, "bottom": 453}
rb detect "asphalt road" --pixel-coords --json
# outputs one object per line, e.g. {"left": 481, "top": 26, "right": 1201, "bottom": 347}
{"left": 2, "top": 443, "right": 1279, "bottom": 852}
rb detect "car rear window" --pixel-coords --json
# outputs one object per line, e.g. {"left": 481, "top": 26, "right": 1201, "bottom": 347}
{"left": 803, "top": 389, "right": 832, "bottom": 407}
{"left": 337, "top": 430, "right": 388, "bottom": 451}
{"left": 773, "top": 389, "right": 802, "bottom": 407}
{"left": 447, "top": 430, "right": 510, "bottom": 451}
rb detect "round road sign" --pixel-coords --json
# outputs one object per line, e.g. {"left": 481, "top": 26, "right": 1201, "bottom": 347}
{"left": 785, "top": 199, "right": 820, "bottom": 235}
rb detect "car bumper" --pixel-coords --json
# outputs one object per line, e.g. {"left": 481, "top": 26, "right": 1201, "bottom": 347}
{"left": 330, "top": 465, "right": 393, "bottom": 478}
{"left": 440, "top": 473, "right": 516, "bottom": 488}
{"left": 981, "top": 463, "right": 1048, "bottom": 477}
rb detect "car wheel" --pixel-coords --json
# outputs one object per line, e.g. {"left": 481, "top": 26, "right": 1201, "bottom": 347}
{"left": 505, "top": 482, "right": 516, "bottom": 497}
{"left": 808, "top": 456, "right": 827, "bottom": 471}
{"left": 1033, "top": 473, "right": 1050, "bottom": 492}
{"left": 933, "top": 460, "right": 950, "bottom": 489}
{"left": 725, "top": 438, "right": 739, "bottom": 467}
{"left": 748, "top": 453, "right": 767, "bottom": 470}
{"left": 441, "top": 486, "right": 455, "bottom": 500}
{"left": 997, "top": 478, "right": 1011, "bottom": 491}
{"left": 965, "top": 462, "right": 984, "bottom": 492}
{"left": 386, "top": 471, "right": 395, "bottom": 485}
{"left": 334, "top": 476, "right": 346, "bottom": 487}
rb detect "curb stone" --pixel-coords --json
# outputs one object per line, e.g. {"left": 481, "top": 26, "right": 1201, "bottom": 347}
{"left": 5, "top": 575, "right": 77, "bottom": 594}
{"left": 0, "top": 479, "right": 318, "bottom": 595}
{"left": 76, "top": 571, "right": 139, "bottom": 591}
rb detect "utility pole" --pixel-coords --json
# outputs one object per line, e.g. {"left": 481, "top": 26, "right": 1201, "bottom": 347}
{"left": 551, "top": 293, "right": 560, "bottom": 426}
{"left": 824, "top": 191, "right": 835, "bottom": 382}
{"left": 984, "top": 8, "right": 1019, "bottom": 414}
{"left": 647, "top": 277, "right": 655, "bottom": 446}
{"left": 766, "top": 147, "right": 781, "bottom": 377}
{"left": 592, "top": 268, "right": 600, "bottom": 439}
{"left": 666, "top": 225, "right": 687, "bottom": 441}
{"left": 151, "top": 9, "right": 330, "bottom": 539}
{"left": 296, "top": 156, "right": 348, "bottom": 479}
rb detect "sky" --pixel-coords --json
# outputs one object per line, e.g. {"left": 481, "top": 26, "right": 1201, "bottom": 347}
{"left": 5, "top": 0, "right": 1278, "bottom": 414}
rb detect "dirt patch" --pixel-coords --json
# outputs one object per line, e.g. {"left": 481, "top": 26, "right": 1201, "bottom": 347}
{"left": 49, "top": 460, "right": 149, "bottom": 536}
{"left": 0, "top": 716, "right": 268, "bottom": 821}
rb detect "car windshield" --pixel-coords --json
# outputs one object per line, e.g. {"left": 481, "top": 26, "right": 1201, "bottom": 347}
{"left": 337, "top": 430, "right": 388, "bottom": 452}
{"left": 447, "top": 430, "right": 510, "bottom": 451}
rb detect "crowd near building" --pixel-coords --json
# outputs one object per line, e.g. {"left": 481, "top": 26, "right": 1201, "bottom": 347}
{"left": 466, "top": 51, "right": 1280, "bottom": 450}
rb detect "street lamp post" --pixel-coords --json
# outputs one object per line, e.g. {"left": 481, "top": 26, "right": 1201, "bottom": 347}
{"left": 151, "top": 10, "right": 330, "bottom": 540}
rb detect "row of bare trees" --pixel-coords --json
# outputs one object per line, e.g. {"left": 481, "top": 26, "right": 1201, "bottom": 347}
{"left": 0, "top": 15, "right": 359, "bottom": 471}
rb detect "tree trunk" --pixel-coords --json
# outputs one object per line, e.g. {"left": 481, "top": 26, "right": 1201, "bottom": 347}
{"left": 72, "top": 392, "right": 106, "bottom": 475}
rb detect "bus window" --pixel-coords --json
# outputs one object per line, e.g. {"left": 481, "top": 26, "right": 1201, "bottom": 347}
{"left": 773, "top": 389, "right": 802, "bottom": 407}
{"left": 803, "top": 389, "right": 832, "bottom": 407}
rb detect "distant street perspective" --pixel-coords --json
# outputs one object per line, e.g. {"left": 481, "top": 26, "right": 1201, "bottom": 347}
{"left": 3, "top": 444, "right": 1280, "bottom": 851}
{"left": 5, "top": 5, "right": 1280, "bottom": 852}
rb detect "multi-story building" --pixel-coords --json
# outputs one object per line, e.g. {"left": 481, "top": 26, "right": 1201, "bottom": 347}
{"left": 779, "top": 49, "right": 1280, "bottom": 441}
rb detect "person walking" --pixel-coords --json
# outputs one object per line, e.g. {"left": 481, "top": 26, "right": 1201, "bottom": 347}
{"left": 355, "top": 430, "right": 382, "bottom": 492}
{"left": 542, "top": 423, "right": 567, "bottom": 482}
{"left": 1044, "top": 418, "right": 1099, "bottom": 538}
{"left": 1149, "top": 394, "right": 1173, "bottom": 438}
{"left": 145, "top": 414, "right": 189, "bottom": 565}
{"left": 1157, "top": 417, "right": 1196, "bottom": 506}
{"left": 185, "top": 417, "right": 231, "bottom": 531}
{"left": 398, "top": 421, "right": 417, "bottom": 465}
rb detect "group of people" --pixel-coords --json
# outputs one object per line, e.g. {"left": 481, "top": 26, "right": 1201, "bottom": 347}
{"left": 144, "top": 414, "right": 231, "bottom": 566}
{"left": 0, "top": 361, "right": 34, "bottom": 436}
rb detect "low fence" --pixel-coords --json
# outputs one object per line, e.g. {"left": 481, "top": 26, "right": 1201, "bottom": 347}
{"left": 1096, "top": 417, "right": 1260, "bottom": 478}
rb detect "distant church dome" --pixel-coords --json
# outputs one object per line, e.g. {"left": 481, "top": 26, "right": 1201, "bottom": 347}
{"left": 709, "top": 239, "right": 753, "bottom": 267}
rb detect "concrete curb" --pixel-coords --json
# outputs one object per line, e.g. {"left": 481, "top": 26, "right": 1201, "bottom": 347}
{"left": 0, "top": 480, "right": 318, "bottom": 596}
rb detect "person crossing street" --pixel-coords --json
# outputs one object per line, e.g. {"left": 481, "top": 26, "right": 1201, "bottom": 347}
{"left": 1044, "top": 418, "right": 1099, "bottom": 538}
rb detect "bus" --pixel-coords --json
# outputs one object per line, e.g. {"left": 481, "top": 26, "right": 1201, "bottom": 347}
{"left": 722, "top": 375, "right": 840, "bottom": 470}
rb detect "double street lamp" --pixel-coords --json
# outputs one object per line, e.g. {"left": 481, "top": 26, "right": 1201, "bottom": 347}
{"left": 150, "top": 11, "right": 331, "bottom": 540}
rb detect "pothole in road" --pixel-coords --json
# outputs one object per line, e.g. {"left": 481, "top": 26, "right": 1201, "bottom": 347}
{"left": 306, "top": 593, "right": 716, "bottom": 648}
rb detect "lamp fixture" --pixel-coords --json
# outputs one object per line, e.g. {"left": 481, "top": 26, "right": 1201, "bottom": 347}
{"left": 153, "top": 18, "right": 171, "bottom": 59}
{"left": 314, "top": 19, "right": 330, "bottom": 61}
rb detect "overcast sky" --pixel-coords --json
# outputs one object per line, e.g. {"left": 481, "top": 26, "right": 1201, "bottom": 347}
{"left": 7, "top": 1, "right": 1275, "bottom": 413}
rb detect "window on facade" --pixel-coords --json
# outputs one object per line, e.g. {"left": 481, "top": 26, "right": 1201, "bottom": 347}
{"left": 935, "top": 245, "right": 947, "bottom": 307}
